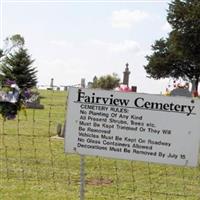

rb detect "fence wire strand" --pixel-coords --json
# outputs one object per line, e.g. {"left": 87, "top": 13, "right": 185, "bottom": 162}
{"left": 1, "top": 89, "right": 200, "bottom": 200}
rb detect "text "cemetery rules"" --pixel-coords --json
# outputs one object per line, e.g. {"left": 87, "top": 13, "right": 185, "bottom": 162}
{"left": 64, "top": 87, "right": 200, "bottom": 167}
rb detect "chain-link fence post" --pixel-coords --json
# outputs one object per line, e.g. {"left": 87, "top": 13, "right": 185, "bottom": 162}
{"left": 80, "top": 78, "right": 86, "bottom": 200}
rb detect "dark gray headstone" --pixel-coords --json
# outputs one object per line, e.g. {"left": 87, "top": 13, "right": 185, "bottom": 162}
{"left": 64, "top": 86, "right": 68, "bottom": 91}
{"left": 57, "top": 123, "right": 63, "bottom": 137}
{"left": 171, "top": 88, "right": 192, "bottom": 97}
{"left": 25, "top": 102, "right": 44, "bottom": 109}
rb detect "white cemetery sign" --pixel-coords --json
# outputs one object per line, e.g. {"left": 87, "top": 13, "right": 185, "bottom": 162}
{"left": 64, "top": 87, "right": 200, "bottom": 167}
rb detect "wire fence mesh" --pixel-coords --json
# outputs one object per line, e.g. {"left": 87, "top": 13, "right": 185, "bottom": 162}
{"left": 1, "top": 89, "right": 200, "bottom": 200}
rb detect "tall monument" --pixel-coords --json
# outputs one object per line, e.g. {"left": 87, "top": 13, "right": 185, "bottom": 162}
{"left": 123, "top": 63, "right": 131, "bottom": 86}
{"left": 50, "top": 78, "right": 54, "bottom": 88}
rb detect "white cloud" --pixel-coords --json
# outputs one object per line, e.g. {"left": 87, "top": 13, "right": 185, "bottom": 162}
{"left": 161, "top": 22, "right": 172, "bottom": 32}
{"left": 109, "top": 40, "right": 140, "bottom": 53}
{"left": 111, "top": 9, "right": 149, "bottom": 28}
{"left": 90, "top": 39, "right": 141, "bottom": 54}
{"left": 49, "top": 40, "right": 73, "bottom": 47}
{"left": 89, "top": 40, "right": 107, "bottom": 47}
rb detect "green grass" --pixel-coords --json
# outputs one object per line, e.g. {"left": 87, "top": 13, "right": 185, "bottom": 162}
{"left": 1, "top": 90, "right": 200, "bottom": 200}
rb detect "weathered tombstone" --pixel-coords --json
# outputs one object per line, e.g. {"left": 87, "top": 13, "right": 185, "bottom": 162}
{"left": 25, "top": 92, "right": 44, "bottom": 109}
{"left": 57, "top": 123, "right": 63, "bottom": 137}
{"left": 81, "top": 78, "right": 86, "bottom": 88}
{"left": 131, "top": 86, "right": 137, "bottom": 92}
{"left": 64, "top": 86, "right": 68, "bottom": 91}
{"left": 171, "top": 88, "right": 192, "bottom": 97}
{"left": 191, "top": 76, "right": 198, "bottom": 97}
{"left": 87, "top": 82, "right": 93, "bottom": 88}
{"left": 61, "top": 122, "right": 65, "bottom": 138}
{"left": 50, "top": 78, "right": 54, "bottom": 88}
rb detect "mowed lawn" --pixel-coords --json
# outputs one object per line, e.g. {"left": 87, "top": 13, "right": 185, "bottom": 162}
{"left": 0, "top": 90, "right": 200, "bottom": 200}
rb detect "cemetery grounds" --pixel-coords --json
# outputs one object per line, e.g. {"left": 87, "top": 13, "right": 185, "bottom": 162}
{"left": 0, "top": 90, "right": 200, "bottom": 200}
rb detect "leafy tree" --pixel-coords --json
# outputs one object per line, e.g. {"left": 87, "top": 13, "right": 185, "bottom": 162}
{"left": 0, "top": 34, "right": 24, "bottom": 59}
{"left": 91, "top": 73, "right": 120, "bottom": 90}
{"left": 1, "top": 47, "right": 37, "bottom": 89}
{"left": 144, "top": 0, "right": 200, "bottom": 91}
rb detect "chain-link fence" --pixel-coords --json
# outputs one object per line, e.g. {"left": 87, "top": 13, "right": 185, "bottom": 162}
{"left": 1, "top": 89, "right": 200, "bottom": 200}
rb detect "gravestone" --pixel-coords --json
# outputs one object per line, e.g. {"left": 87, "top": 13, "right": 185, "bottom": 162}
{"left": 57, "top": 123, "right": 63, "bottom": 137}
{"left": 170, "top": 88, "right": 192, "bottom": 97}
{"left": 50, "top": 78, "right": 54, "bottom": 88}
{"left": 25, "top": 93, "right": 44, "bottom": 109}
{"left": 64, "top": 86, "right": 68, "bottom": 91}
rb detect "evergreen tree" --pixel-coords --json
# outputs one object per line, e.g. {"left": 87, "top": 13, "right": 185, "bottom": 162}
{"left": 1, "top": 48, "right": 37, "bottom": 89}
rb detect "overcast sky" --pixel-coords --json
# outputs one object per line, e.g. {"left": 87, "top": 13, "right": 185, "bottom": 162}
{"left": 1, "top": 0, "right": 172, "bottom": 94}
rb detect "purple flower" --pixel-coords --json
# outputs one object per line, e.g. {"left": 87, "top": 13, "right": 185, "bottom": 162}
{"left": 23, "top": 89, "right": 31, "bottom": 98}
{"left": 5, "top": 79, "right": 16, "bottom": 86}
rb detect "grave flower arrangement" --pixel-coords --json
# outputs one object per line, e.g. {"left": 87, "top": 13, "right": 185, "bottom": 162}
{"left": 164, "top": 79, "right": 191, "bottom": 96}
{"left": 115, "top": 84, "right": 133, "bottom": 92}
{"left": 0, "top": 79, "right": 31, "bottom": 120}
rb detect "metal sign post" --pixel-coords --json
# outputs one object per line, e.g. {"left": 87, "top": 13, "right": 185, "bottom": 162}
{"left": 80, "top": 154, "right": 85, "bottom": 200}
